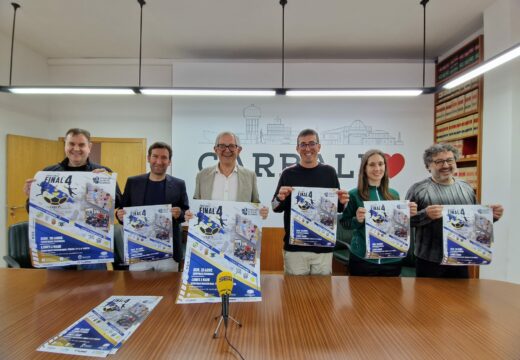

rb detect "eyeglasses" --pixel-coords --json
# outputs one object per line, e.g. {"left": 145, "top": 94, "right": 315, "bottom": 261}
{"left": 216, "top": 144, "right": 239, "bottom": 151}
{"left": 432, "top": 158, "right": 455, "bottom": 166}
{"left": 298, "top": 142, "right": 319, "bottom": 149}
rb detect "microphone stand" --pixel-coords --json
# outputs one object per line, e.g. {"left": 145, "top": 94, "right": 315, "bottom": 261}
{"left": 213, "top": 294, "right": 242, "bottom": 338}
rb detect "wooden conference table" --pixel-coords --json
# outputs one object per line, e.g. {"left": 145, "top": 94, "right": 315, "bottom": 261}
{"left": 1, "top": 269, "right": 520, "bottom": 360}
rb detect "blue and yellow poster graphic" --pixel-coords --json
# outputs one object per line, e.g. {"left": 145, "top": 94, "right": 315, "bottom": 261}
{"left": 28, "top": 171, "right": 116, "bottom": 267}
{"left": 123, "top": 204, "right": 173, "bottom": 264}
{"left": 177, "top": 200, "right": 262, "bottom": 304}
{"left": 38, "top": 296, "right": 162, "bottom": 357}
{"left": 364, "top": 200, "right": 410, "bottom": 259}
{"left": 290, "top": 187, "right": 338, "bottom": 247}
{"left": 442, "top": 205, "right": 494, "bottom": 265}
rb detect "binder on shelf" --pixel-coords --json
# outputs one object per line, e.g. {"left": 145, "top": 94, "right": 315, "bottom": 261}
{"left": 435, "top": 35, "right": 482, "bottom": 201}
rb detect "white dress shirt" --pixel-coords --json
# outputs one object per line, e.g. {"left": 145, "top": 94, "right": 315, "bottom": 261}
{"left": 211, "top": 165, "right": 238, "bottom": 201}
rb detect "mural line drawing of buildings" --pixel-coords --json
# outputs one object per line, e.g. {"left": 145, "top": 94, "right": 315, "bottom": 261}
{"left": 321, "top": 120, "right": 403, "bottom": 145}
{"left": 199, "top": 104, "right": 404, "bottom": 146}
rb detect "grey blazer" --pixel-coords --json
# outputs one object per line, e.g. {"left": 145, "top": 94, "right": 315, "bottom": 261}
{"left": 193, "top": 165, "right": 260, "bottom": 203}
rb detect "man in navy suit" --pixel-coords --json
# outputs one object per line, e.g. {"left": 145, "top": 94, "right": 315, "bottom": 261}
{"left": 117, "top": 142, "right": 189, "bottom": 271}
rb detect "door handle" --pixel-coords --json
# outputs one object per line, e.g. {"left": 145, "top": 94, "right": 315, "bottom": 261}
{"left": 8, "top": 205, "right": 25, "bottom": 216}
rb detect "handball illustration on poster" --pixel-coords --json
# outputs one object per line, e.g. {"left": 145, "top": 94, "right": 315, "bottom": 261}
{"left": 177, "top": 200, "right": 262, "bottom": 304}
{"left": 364, "top": 200, "right": 410, "bottom": 259}
{"left": 28, "top": 171, "right": 116, "bottom": 267}
{"left": 123, "top": 204, "right": 173, "bottom": 264}
{"left": 290, "top": 187, "right": 338, "bottom": 247}
{"left": 442, "top": 205, "right": 494, "bottom": 265}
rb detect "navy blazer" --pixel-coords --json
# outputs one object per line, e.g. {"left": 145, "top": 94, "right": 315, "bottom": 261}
{"left": 121, "top": 173, "right": 190, "bottom": 263}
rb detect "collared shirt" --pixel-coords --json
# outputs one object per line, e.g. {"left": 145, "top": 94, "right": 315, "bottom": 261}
{"left": 211, "top": 165, "right": 238, "bottom": 201}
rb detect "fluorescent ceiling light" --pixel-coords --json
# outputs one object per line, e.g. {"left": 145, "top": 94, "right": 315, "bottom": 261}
{"left": 444, "top": 42, "right": 520, "bottom": 89}
{"left": 141, "top": 88, "right": 276, "bottom": 96}
{"left": 0, "top": 87, "right": 430, "bottom": 97}
{"left": 286, "top": 89, "right": 423, "bottom": 97}
{"left": 7, "top": 87, "right": 135, "bottom": 95}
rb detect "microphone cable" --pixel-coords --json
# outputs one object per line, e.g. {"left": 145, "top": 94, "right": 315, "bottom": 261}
{"left": 224, "top": 324, "right": 245, "bottom": 360}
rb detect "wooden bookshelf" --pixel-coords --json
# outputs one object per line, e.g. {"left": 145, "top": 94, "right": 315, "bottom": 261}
{"left": 434, "top": 35, "right": 484, "bottom": 201}
{"left": 434, "top": 35, "right": 484, "bottom": 279}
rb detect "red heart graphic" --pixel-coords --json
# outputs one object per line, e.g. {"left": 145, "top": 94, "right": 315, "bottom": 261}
{"left": 385, "top": 153, "right": 405, "bottom": 178}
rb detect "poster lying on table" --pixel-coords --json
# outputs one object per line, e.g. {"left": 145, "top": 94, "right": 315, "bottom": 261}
{"left": 28, "top": 171, "right": 117, "bottom": 267}
{"left": 123, "top": 204, "right": 173, "bottom": 264}
{"left": 177, "top": 200, "right": 262, "bottom": 304}
{"left": 38, "top": 296, "right": 162, "bottom": 358}
{"left": 441, "top": 205, "right": 494, "bottom": 265}
{"left": 364, "top": 200, "right": 410, "bottom": 259}
{"left": 290, "top": 187, "right": 338, "bottom": 247}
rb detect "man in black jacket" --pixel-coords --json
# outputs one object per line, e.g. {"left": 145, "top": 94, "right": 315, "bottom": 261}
{"left": 23, "top": 128, "right": 122, "bottom": 270}
{"left": 116, "top": 142, "right": 189, "bottom": 271}
{"left": 24, "top": 128, "right": 122, "bottom": 204}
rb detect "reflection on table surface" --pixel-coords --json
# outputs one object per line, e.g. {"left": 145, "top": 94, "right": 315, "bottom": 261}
{"left": 0, "top": 269, "right": 519, "bottom": 359}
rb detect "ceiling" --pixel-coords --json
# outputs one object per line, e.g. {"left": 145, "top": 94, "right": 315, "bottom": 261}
{"left": 0, "top": 0, "right": 496, "bottom": 61}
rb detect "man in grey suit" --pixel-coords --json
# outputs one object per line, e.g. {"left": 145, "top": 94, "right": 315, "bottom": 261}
{"left": 193, "top": 131, "right": 268, "bottom": 218}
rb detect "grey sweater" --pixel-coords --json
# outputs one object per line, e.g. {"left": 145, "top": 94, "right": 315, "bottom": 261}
{"left": 405, "top": 177, "right": 476, "bottom": 262}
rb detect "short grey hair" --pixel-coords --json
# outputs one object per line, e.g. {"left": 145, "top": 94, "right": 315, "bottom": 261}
{"left": 214, "top": 131, "right": 241, "bottom": 147}
{"left": 423, "top": 143, "right": 460, "bottom": 168}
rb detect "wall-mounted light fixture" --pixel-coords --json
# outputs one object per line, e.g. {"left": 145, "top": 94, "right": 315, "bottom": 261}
{"left": 285, "top": 89, "right": 425, "bottom": 97}
{"left": 5, "top": 86, "right": 136, "bottom": 95}
{"left": 139, "top": 88, "right": 277, "bottom": 96}
{"left": 274, "top": 0, "right": 427, "bottom": 97}
{"left": 2, "top": 1, "right": 136, "bottom": 96}
{"left": 443, "top": 42, "right": 520, "bottom": 89}
{"left": 1, "top": 1, "right": 517, "bottom": 97}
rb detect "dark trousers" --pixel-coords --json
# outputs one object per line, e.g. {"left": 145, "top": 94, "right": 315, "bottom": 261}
{"left": 50, "top": 263, "right": 107, "bottom": 270}
{"left": 348, "top": 253, "right": 402, "bottom": 277}
{"left": 415, "top": 257, "right": 469, "bottom": 279}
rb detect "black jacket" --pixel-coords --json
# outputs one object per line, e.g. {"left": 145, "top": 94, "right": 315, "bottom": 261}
{"left": 121, "top": 173, "right": 190, "bottom": 263}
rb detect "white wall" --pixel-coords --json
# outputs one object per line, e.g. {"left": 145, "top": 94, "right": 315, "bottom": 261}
{"left": 171, "top": 60, "right": 435, "bottom": 88}
{"left": 0, "top": 32, "right": 51, "bottom": 266}
{"left": 480, "top": 0, "right": 520, "bottom": 284}
{"left": 511, "top": 53, "right": 520, "bottom": 284}
{"left": 170, "top": 61, "right": 434, "bottom": 228}
{"left": 48, "top": 62, "right": 173, "bottom": 173}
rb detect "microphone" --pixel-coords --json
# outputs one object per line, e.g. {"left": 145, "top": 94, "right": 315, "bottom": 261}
{"left": 216, "top": 271, "right": 233, "bottom": 328}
